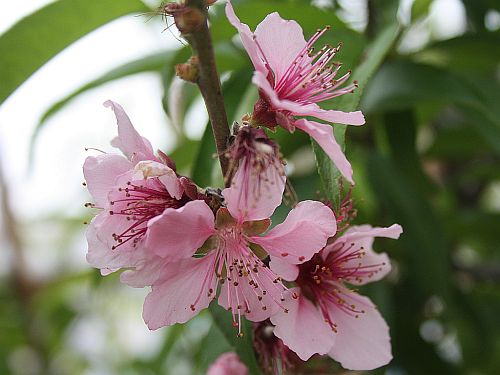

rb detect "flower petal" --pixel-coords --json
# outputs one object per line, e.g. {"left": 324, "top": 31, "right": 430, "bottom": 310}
{"left": 294, "top": 119, "right": 354, "bottom": 184}
{"left": 269, "top": 256, "right": 299, "bottom": 282}
{"left": 295, "top": 104, "right": 365, "bottom": 126}
{"left": 143, "top": 253, "right": 217, "bottom": 329}
{"left": 207, "top": 352, "right": 249, "bottom": 375}
{"left": 146, "top": 200, "right": 215, "bottom": 260}
{"left": 86, "top": 213, "right": 143, "bottom": 271}
{"left": 222, "top": 156, "right": 285, "bottom": 222}
{"left": 271, "top": 288, "right": 335, "bottom": 361}
{"left": 83, "top": 154, "right": 132, "bottom": 208}
{"left": 251, "top": 200, "right": 336, "bottom": 264}
{"left": 324, "top": 224, "right": 402, "bottom": 285}
{"left": 104, "top": 100, "right": 155, "bottom": 162}
{"left": 254, "top": 12, "right": 307, "bottom": 82}
{"left": 327, "top": 292, "right": 392, "bottom": 370}
{"left": 225, "top": 1, "right": 267, "bottom": 74}
{"left": 119, "top": 252, "right": 165, "bottom": 288}
{"left": 217, "top": 256, "right": 284, "bottom": 322}
{"left": 133, "top": 160, "right": 183, "bottom": 199}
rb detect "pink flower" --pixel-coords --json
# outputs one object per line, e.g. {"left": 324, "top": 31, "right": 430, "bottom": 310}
{"left": 269, "top": 224, "right": 403, "bottom": 370}
{"left": 207, "top": 352, "right": 248, "bottom": 375}
{"left": 225, "top": 125, "right": 285, "bottom": 208}
{"left": 142, "top": 167, "right": 336, "bottom": 332}
{"left": 225, "top": 1, "right": 365, "bottom": 184}
{"left": 84, "top": 100, "right": 200, "bottom": 286}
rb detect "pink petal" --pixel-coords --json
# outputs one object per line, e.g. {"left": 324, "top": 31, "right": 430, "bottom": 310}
{"left": 143, "top": 253, "right": 217, "bottom": 329}
{"left": 254, "top": 13, "right": 307, "bottom": 82}
{"left": 295, "top": 104, "right": 366, "bottom": 126}
{"left": 251, "top": 200, "right": 336, "bottom": 264}
{"left": 217, "top": 259, "right": 283, "bottom": 322}
{"left": 119, "top": 252, "right": 165, "bottom": 288}
{"left": 324, "top": 224, "right": 402, "bottom": 285}
{"left": 222, "top": 157, "right": 285, "bottom": 222}
{"left": 83, "top": 154, "right": 132, "bottom": 208}
{"left": 86, "top": 213, "right": 143, "bottom": 271}
{"left": 270, "top": 288, "right": 335, "bottom": 361}
{"left": 269, "top": 256, "right": 299, "bottom": 282}
{"left": 146, "top": 200, "right": 215, "bottom": 260}
{"left": 207, "top": 352, "right": 249, "bottom": 375}
{"left": 225, "top": 1, "right": 267, "bottom": 74}
{"left": 133, "top": 160, "right": 183, "bottom": 199}
{"left": 294, "top": 119, "right": 354, "bottom": 184}
{"left": 327, "top": 292, "right": 392, "bottom": 370}
{"left": 104, "top": 100, "right": 155, "bottom": 162}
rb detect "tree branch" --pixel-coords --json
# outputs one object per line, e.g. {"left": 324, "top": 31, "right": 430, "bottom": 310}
{"left": 183, "top": 0, "right": 231, "bottom": 184}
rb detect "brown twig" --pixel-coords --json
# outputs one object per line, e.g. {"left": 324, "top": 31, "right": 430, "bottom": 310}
{"left": 182, "top": 0, "right": 231, "bottom": 184}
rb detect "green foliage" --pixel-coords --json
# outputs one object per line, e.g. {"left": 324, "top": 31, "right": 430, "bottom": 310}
{"left": 0, "top": 0, "right": 150, "bottom": 105}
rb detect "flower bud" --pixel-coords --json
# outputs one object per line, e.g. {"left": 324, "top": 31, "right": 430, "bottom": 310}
{"left": 175, "top": 56, "right": 199, "bottom": 83}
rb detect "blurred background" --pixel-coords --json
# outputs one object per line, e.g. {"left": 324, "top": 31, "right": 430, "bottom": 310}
{"left": 0, "top": 0, "right": 499, "bottom": 374}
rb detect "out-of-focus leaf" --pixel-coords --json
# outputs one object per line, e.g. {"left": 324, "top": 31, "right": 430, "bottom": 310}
{"left": 413, "top": 32, "right": 500, "bottom": 74}
{"left": 312, "top": 23, "right": 400, "bottom": 208}
{"left": 367, "top": 153, "right": 450, "bottom": 298}
{"left": 411, "top": 0, "right": 433, "bottom": 21}
{"left": 361, "top": 60, "right": 500, "bottom": 156}
{"left": 29, "top": 51, "right": 173, "bottom": 163}
{"left": 208, "top": 304, "right": 260, "bottom": 375}
{"left": 0, "top": 0, "right": 149, "bottom": 105}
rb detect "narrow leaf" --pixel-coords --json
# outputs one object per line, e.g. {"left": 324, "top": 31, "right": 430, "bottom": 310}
{"left": 0, "top": 0, "right": 149, "bottom": 105}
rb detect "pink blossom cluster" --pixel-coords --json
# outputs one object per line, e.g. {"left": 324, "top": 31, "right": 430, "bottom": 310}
{"left": 83, "top": 2, "right": 403, "bottom": 373}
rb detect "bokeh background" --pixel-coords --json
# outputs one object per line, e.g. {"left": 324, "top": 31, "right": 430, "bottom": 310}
{"left": 1, "top": 0, "right": 499, "bottom": 374}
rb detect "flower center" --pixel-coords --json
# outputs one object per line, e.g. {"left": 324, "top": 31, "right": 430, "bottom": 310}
{"left": 261, "top": 26, "right": 357, "bottom": 105}
{"left": 297, "top": 244, "right": 385, "bottom": 331}
{"left": 189, "top": 220, "right": 287, "bottom": 336}
{"left": 109, "top": 179, "right": 185, "bottom": 250}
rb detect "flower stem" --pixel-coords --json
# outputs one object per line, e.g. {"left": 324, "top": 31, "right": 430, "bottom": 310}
{"left": 184, "top": 0, "right": 231, "bottom": 185}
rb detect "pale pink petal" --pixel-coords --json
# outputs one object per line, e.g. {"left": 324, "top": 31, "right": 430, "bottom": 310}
{"left": 222, "top": 157, "right": 285, "bottom": 222}
{"left": 293, "top": 104, "right": 365, "bottom": 126}
{"left": 120, "top": 251, "right": 166, "bottom": 288}
{"left": 251, "top": 200, "right": 336, "bottom": 264}
{"left": 104, "top": 100, "right": 155, "bottom": 162}
{"left": 146, "top": 200, "right": 215, "bottom": 260}
{"left": 143, "top": 253, "right": 217, "bottom": 329}
{"left": 217, "top": 244, "right": 286, "bottom": 322}
{"left": 324, "top": 224, "right": 402, "bottom": 285}
{"left": 294, "top": 119, "right": 354, "bottom": 184}
{"left": 269, "top": 256, "right": 299, "bottom": 282}
{"left": 83, "top": 154, "right": 132, "bottom": 208}
{"left": 254, "top": 13, "right": 307, "bottom": 82}
{"left": 270, "top": 288, "right": 335, "bottom": 361}
{"left": 207, "top": 352, "right": 249, "bottom": 375}
{"left": 217, "top": 262, "right": 282, "bottom": 322}
{"left": 133, "top": 160, "right": 183, "bottom": 199}
{"left": 225, "top": 1, "right": 267, "bottom": 74}
{"left": 327, "top": 292, "right": 392, "bottom": 370}
{"left": 86, "top": 213, "right": 143, "bottom": 270}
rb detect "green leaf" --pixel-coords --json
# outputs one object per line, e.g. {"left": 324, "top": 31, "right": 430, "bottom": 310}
{"left": 312, "top": 23, "right": 401, "bottom": 208}
{"left": 0, "top": 0, "right": 150, "bottom": 105}
{"left": 361, "top": 60, "right": 500, "bottom": 156}
{"left": 208, "top": 304, "right": 261, "bottom": 375}
{"left": 411, "top": 0, "right": 433, "bottom": 21}
{"left": 366, "top": 153, "right": 450, "bottom": 299}
{"left": 29, "top": 51, "right": 172, "bottom": 165}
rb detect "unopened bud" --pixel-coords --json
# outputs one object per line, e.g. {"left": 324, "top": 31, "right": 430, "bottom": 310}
{"left": 163, "top": 3, "right": 205, "bottom": 34}
{"left": 175, "top": 56, "right": 199, "bottom": 83}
